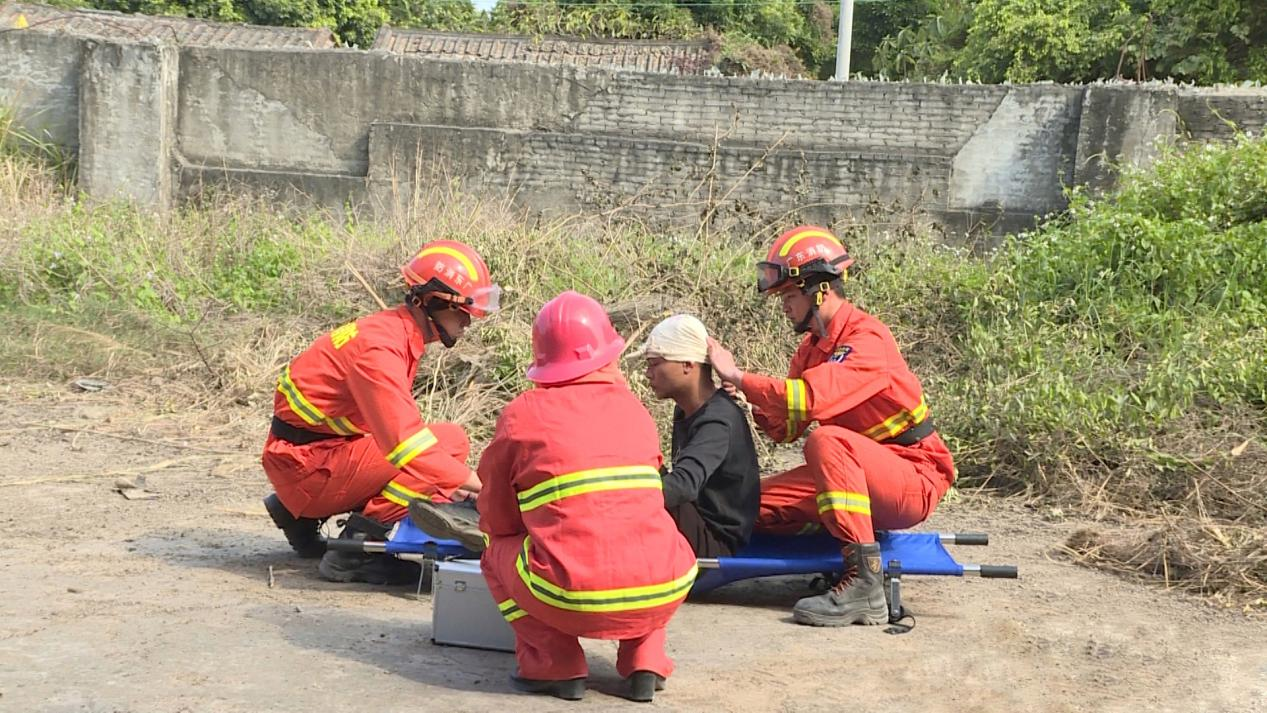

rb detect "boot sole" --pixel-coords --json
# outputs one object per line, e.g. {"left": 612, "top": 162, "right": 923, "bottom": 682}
{"left": 509, "top": 675, "right": 586, "bottom": 701}
{"left": 407, "top": 501, "right": 486, "bottom": 552}
{"left": 792, "top": 607, "right": 889, "bottom": 627}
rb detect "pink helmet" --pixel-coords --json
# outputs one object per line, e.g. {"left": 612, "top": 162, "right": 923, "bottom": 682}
{"left": 526, "top": 291, "right": 626, "bottom": 385}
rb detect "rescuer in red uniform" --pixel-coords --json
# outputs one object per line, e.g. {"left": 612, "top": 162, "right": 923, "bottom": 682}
{"left": 707, "top": 225, "right": 955, "bottom": 626}
{"left": 260, "top": 240, "right": 500, "bottom": 585}
{"left": 475, "top": 290, "right": 696, "bottom": 703}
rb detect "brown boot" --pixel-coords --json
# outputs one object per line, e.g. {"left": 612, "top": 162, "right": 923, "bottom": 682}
{"left": 791, "top": 542, "right": 888, "bottom": 626}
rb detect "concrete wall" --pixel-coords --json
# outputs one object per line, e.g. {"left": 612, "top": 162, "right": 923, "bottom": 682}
{"left": 78, "top": 40, "right": 178, "bottom": 208}
{"left": 0, "top": 30, "right": 82, "bottom": 148}
{"left": 2, "top": 32, "right": 1265, "bottom": 231}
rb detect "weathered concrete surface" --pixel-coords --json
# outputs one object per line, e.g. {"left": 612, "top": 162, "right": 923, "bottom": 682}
{"left": 77, "top": 40, "right": 178, "bottom": 209}
{"left": 950, "top": 86, "right": 1083, "bottom": 216}
{"left": 1179, "top": 87, "right": 1267, "bottom": 141}
{"left": 1074, "top": 85, "right": 1179, "bottom": 192}
{"left": 368, "top": 122, "right": 953, "bottom": 226}
{"left": 0, "top": 30, "right": 82, "bottom": 149}
{"left": 3, "top": 26, "right": 1267, "bottom": 231}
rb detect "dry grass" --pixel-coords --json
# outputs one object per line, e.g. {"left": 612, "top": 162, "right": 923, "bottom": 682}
{"left": 2, "top": 122, "right": 1265, "bottom": 607}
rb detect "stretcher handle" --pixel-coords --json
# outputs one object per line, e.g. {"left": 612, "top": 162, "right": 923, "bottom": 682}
{"left": 977, "top": 565, "right": 1018, "bottom": 578}
{"left": 326, "top": 538, "right": 387, "bottom": 553}
{"left": 941, "top": 533, "right": 989, "bottom": 546}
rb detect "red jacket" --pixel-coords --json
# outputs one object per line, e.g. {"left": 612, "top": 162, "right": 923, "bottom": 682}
{"left": 741, "top": 303, "right": 955, "bottom": 481}
{"left": 477, "top": 373, "right": 697, "bottom": 637}
{"left": 271, "top": 306, "right": 469, "bottom": 497}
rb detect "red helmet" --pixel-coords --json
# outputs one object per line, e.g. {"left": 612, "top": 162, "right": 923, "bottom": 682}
{"left": 756, "top": 225, "right": 854, "bottom": 295}
{"left": 402, "top": 240, "right": 501, "bottom": 318}
{"left": 526, "top": 291, "right": 625, "bottom": 385}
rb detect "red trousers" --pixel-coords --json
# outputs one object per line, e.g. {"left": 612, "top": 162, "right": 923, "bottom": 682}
{"left": 757, "top": 426, "right": 953, "bottom": 544}
{"left": 482, "top": 535, "right": 675, "bottom": 681}
{"left": 262, "top": 422, "right": 469, "bottom": 523}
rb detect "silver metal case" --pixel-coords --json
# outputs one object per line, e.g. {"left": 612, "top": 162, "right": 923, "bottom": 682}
{"left": 430, "top": 559, "right": 516, "bottom": 653}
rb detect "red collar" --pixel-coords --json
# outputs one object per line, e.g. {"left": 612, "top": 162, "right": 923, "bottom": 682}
{"left": 811, "top": 302, "right": 856, "bottom": 355}
{"left": 394, "top": 304, "right": 427, "bottom": 354}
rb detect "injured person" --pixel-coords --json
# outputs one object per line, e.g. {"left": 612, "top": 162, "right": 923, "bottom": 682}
{"left": 635, "top": 315, "right": 760, "bottom": 558}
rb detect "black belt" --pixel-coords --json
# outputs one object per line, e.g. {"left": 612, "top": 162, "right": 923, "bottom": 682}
{"left": 887, "top": 418, "right": 936, "bottom": 447}
{"left": 270, "top": 416, "right": 353, "bottom": 446}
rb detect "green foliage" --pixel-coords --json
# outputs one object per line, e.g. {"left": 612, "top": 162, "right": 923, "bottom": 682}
{"left": 2, "top": 199, "right": 351, "bottom": 323}
{"left": 88, "top": 0, "right": 478, "bottom": 45}
{"left": 1146, "top": 0, "right": 1267, "bottom": 84}
{"left": 849, "top": 0, "right": 936, "bottom": 77}
{"left": 488, "top": 0, "right": 698, "bottom": 40}
{"left": 954, "top": 0, "right": 1137, "bottom": 83}
{"left": 872, "top": 0, "right": 971, "bottom": 79}
{"left": 873, "top": 0, "right": 1267, "bottom": 84}
{"left": 382, "top": 0, "right": 480, "bottom": 31}
{"left": 947, "top": 133, "right": 1267, "bottom": 499}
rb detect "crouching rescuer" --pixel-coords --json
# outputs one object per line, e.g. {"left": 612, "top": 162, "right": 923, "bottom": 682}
{"left": 260, "top": 240, "right": 499, "bottom": 584}
{"left": 451, "top": 291, "right": 696, "bottom": 703}
{"left": 707, "top": 225, "right": 956, "bottom": 626}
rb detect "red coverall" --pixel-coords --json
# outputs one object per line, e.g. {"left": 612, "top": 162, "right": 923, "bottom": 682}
{"left": 477, "top": 370, "right": 698, "bottom": 681}
{"left": 262, "top": 306, "right": 471, "bottom": 524}
{"left": 740, "top": 303, "right": 955, "bottom": 544}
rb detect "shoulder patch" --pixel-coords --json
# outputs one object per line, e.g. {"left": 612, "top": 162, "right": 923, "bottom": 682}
{"left": 829, "top": 345, "right": 853, "bottom": 363}
{"left": 330, "top": 322, "right": 359, "bottom": 350}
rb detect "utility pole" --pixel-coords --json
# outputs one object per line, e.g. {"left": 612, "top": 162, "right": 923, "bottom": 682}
{"left": 834, "top": 0, "right": 854, "bottom": 81}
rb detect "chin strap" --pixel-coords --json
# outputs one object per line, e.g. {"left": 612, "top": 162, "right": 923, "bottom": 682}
{"left": 425, "top": 300, "right": 458, "bottom": 348}
{"left": 793, "top": 280, "right": 833, "bottom": 337}
{"left": 410, "top": 289, "right": 459, "bottom": 349}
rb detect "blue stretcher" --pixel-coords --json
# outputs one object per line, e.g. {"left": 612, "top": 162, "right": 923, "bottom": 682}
{"left": 327, "top": 517, "right": 478, "bottom": 560}
{"left": 334, "top": 521, "right": 1018, "bottom": 621}
{"left": 692, "top": 530, "right": 1017, "bottom": 596}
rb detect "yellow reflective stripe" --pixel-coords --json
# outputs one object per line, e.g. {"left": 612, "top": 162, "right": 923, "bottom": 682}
{"left": 516, "top": 537, "right": 697, "bottom": 613}
{"left": 784, "top": 378, "right": 808, "bottom": 443}
{"left": 415, "top": 245, "right": 476, "bottom": 278}
{"left": 778, "top": 229, "right": 843, "bottom": 256}
{"left": 380, "top": 480, "right": 429, "bottom": 508}
{"left": 386, "top": 428, "right": 438, "bottom": 469}
{"left": 516, "top": 466, "right": 662, "bottom": 513}
{"left": 861, "top": 397, "right": 929, "bottom": 441}
{"left": 276, "top": 365, "right": 326, "bottom": 426}
{"left": 498, "top": 598, "right": 527, "bottom": 623}
{"left": 816, "top": 490, "right": 872, "bottom": 516}
{"left": 795, "top": 522, "right": 822, "bottom": 535}
{"left": 325, "top": 416, "right": 363, "bottom": 436}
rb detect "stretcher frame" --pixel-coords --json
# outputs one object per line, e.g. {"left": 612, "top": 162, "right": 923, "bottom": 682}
{"left": 330, "top": 521, "right": 1019, "bottom": 621}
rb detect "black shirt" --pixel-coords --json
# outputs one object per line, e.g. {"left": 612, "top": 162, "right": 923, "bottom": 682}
{"left": 662, "top": 390, "right": 761, "bottom": 553}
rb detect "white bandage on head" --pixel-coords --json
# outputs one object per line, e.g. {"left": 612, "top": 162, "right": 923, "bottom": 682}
{"left": 634, "top": 314, "right": 709, "bottom": 364}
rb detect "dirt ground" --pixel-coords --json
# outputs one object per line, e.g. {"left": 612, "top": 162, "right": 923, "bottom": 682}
{"left": 1, "top": 379, "right": 1264, "bottom": 713}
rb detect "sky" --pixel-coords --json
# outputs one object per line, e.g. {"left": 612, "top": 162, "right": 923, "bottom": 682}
{"left": 473, "top": 0, "right": 497, "bottom": 11}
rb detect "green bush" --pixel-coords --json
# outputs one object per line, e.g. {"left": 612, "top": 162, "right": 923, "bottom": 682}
{"left": 946, "top": 134, "right": 1267, "bottom": 505}
{"left": 954, "top": 0, "right": 1136, "bottom": 83}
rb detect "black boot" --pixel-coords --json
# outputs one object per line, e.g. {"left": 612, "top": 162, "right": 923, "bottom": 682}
{"left": 264, "top": 493, "right": 326, "bottom": 558}
{"left": 791, "top": 542, "right": 888, "bottom": 627}
{"left": 509, "top": 672, "right": 586, "bottom": 701}
{"left": 318, "top": 513, "right": 419, "bottom": 585}
{"left": 407, "top": 499, "right": 485, "bottom": 552}
{"left": 624, "top": 671, "right": 666, "bottom": 703}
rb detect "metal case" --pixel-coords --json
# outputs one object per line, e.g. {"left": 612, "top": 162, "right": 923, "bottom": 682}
{"left": 430, "top": 559, "right": 516, "bottom": 653}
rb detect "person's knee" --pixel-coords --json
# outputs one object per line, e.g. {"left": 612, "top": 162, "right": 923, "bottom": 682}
{"left": 804, "top": 426, "right": 854, "bottom": 461}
